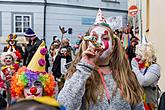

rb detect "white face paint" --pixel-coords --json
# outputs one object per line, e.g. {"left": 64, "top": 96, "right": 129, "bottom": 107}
{"left": 89, "top": 26, "right": 113, "bottom": 61}
{"left": 4, "top": 55, "right": 13, "bottom": 65}
{"left": 9, "top": 40, "right": 15, "bottom": 46}
{"left": 24, "top": 81, "right": 43, "bottom": 98}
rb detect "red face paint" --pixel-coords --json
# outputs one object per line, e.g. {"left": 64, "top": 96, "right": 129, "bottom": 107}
{"left": 104, "top": 30, "right": 108, "bottom": 35}
{"left": 103, "top": 40, "right": 109, "bottom": 51}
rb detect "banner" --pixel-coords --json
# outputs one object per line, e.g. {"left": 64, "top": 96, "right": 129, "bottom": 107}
{"left": 106, "top": 16, "right": 123, "bottom": 30}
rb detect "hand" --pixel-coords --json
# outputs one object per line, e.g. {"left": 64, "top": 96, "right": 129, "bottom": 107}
{"left": 81, "top": 41, "right": 101, "bottom": 64}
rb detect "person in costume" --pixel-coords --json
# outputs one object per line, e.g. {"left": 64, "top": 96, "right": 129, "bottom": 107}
{"left": 0, "top": 52, "right": 19, "bottom": 80}
{"left": 121, "top": 27, "right": 132, "bottom": 49}
{"left": 11, "top": 41, "right": 55, "bottom": 100}
{"left": 0, "top": 51, "right": 19, "bottom": 105}
{"left": 131, "top": 36, "right": 161, "bottom": 110}
{"left": 57, "top": 9, "right": 144, "bottom": 110}
{"left": 49, "top": 36, "right": 61, "bottom": 63}
{"left": 23, "top": 28, "right": 50, "bottom": 72}
{"left": 126, "top": 37, "right": 139, "bottom": 65}
{"left": 3, "top": 33, "right": 23, "bottom": 63}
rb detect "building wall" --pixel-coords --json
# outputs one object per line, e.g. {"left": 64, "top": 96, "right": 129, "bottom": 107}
{"left": 47, "top": 0, "right": 128, "bottom": 10}
{"left": 0, "top": 3, "right": 44, "bottom": 40}
{"left": 0, "top": 0, "right": 128, "bottom": 47}
{"left": 45, "top": 6, "right": 127, "bottom": 46}
{"left": 140, "top": 0, "right": 165, "bottom": 91}
{"left": 149, "top": 0, "right": 165, "bottom": 91}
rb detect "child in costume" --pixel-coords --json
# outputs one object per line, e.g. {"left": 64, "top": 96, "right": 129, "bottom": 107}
{"left": 0, "top": 52, "right": 19, "bottom": 81}
{"left": 10, "top": 41, "right": 56, "bottom": 100}
{"left": 131, "top": 36, "right": 161, "bottom": 110}
{"left": 0, "top": 51, "right": 19, "bottom": 105}
{"left": 3, "top": 34, "right": 23, "bottom": 63}
{"left": 57, "top": 9, "right": 144, "bottom": 110}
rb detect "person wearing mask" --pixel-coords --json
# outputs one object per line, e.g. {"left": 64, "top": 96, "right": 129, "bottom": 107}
{"left": 131, "top": 38, "right": 161, "bottom": 110}
{"left": 57, "top": 9, "right": 144, "bottom": 110}
{"left": 3, "top": 33, "right": 23, "bottom": 63}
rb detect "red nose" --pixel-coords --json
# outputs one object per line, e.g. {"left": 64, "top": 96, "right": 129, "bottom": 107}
{"left": 30, "top": 87, "right": 37, "bottom": 94}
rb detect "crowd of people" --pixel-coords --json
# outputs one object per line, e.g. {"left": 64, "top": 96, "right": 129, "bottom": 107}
{"left": 0, "top": 9, "right": 164, "bottom": 110}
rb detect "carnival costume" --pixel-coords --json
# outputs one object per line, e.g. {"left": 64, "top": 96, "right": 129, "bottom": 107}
{"left": 11, "top": 41, "right": 55, "bottom": 99}
{"left": 0, "top": 51, "right": 19, "bottom": 105}
{"left": 57, "top": 9, "right": 144, "bottom": 110}
{"left": 131, "top": 36, "right": 160, "bottom": 110}
{"left": 3, "top": 34, "right": 23, "bottom": 62}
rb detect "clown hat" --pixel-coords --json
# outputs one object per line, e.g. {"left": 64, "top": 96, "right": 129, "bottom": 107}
{"left": 24, "top": 28, "right": 36, "bottom": 37}
{"left": 11, "top": 41, "right": 55, "bottom": 98}
{"left": 94, "top": 8, "right": 107, "bottom": 25}
{"left": 6, "top": 33, "right": 17, "bottom": 42}
{"left": 27, "top": 41, "right": 47, "bottom": 72}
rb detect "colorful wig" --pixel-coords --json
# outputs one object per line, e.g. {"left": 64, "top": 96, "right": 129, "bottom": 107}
{"left": 11, "top": 66, "right": 55, "bottom": 98}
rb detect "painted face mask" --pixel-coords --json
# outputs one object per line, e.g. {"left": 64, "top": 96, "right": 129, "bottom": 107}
{"left": 24, "top": 80, "right": 43, "bottom": 98}
{"left": 60, "top": 48, "right": 68, "bottom": 56}
{"left": 89, "top": 26, "right": 113, "bottom": 61}
{"left": 9, "top": 40, "right": 16, "bottom": 46}
{"left": 4, "top": 55, "right": 13, "bottom": 65}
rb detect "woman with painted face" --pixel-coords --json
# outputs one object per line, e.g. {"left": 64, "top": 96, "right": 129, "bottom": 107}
{"left": 57, "top": 9, "right": 144, "bottom": 110}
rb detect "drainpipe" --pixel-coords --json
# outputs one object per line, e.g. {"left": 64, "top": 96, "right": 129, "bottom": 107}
{"left": 43, "top": 0, "right": 47, "bottom": 43}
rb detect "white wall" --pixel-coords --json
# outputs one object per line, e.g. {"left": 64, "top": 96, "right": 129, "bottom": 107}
{"left": 149, "top": 0, "right": 165, "bottom": 91}
{"left": 47, "top": 0, "right": 128, "bottom": 10}
{"left": 0, "top": 0, "right": 44, "bottom": 2}
{"left": 0, "top": 0, "right": 128, "bottom": 48}
{"left": 0, "top": 4, "right": 44, "bottom": 40}
{"left": 45, "top": 6, "right": 127, "bottom": 47}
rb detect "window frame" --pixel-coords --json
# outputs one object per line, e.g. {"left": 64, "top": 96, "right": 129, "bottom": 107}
{"left": 13, "top": 13, "right": 33, "bottom": 35}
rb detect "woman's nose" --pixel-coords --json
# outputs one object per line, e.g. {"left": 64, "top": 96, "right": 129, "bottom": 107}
{"left": 96, "top": 38, "right": 103, "bottom": 46}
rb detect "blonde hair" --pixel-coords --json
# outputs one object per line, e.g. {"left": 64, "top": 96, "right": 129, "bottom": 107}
{"left": 66, "top": 24, "right": 143, "bottom": 106}
{"left": 136, "top": 43, "right": 156, "bottom": 63}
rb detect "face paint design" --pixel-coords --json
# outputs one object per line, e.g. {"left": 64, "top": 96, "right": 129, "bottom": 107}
{"left": 60, "top": 48, "right": 68, "bottom": 56}
{"left": 9, "top": 40, "right": 15, "bottom": 46}
{"left": 4, "top": 55, "right": 13, "bottom": 65}
{"left": 89, "top": 26, "right": 113, "bottom": 61}
{"left": 24, "top": 81, "right": 43, "bottom": 98}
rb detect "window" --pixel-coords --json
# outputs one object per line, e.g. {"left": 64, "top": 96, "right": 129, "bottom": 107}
{"left": 13, "top": 14, "right": 32, "bottom": 34}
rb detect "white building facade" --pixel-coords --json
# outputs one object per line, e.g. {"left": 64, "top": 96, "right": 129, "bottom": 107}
{"left": 0, "top": 0, "right": 128, "bottom": 47}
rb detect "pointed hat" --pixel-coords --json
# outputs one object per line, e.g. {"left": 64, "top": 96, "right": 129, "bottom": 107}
{"left": 94, "top": 8, "right": 107, "bottom": 25}
{"left": 27, "top": 41, "right": 47, "bottom": 72}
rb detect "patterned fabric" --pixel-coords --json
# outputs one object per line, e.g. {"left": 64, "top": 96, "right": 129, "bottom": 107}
{"left": 58, "top": 60, "right": 144, "bottom": 110}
